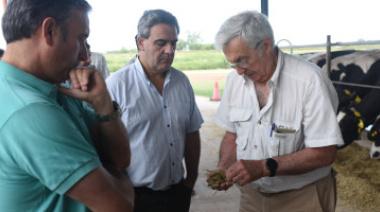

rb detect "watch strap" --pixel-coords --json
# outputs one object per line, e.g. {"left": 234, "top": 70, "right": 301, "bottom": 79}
{"left": 97, "top": 101, "right": 121, "bottom": 123}
{"left": 266, "top": 158, "right": 278, "bottom": 177}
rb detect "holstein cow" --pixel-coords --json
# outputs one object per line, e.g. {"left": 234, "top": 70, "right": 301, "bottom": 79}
{"left": 367, "top": 116, "right": 380, "bottom": 159}
{"left": 302, "top": 50, "right": 380, "bottom": 113}
{"left": 301, "top": 50, "right": 380, "bottom": 156}
{"left": 308, "top": 49, "right": 357, "bottom": 68}
{"left": 338, "top": 60, "right": 380, "bottom": 153}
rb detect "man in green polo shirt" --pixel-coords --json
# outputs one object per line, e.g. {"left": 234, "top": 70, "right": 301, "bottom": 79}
{"left": 0, "top": 0, "right": 134, "bottom": 211}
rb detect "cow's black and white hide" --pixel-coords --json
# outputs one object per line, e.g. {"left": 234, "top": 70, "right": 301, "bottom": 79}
{"left": 331, "top": 63, "right": 366, "bottom": 111}
{"left": 310, "top": 49, "right": 357, "bottom": 68}
{"left": 337, "top": 59, "right": 380, "bottom": 149}
{"left": 317, "top": 51, "right": 380, "bottom": 113}
{"left": 298, "top": 50, "right": 380, "bottom": 150}
{"left": 367, "top": 117, "right": 380, "bottom": 159}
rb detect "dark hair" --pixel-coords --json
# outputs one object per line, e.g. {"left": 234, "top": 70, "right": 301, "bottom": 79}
{"left": 137, "top": 9, "right": 179, "bottom": 39}
{"left": 2, "top": 0, "right": 91, "bottom": 44}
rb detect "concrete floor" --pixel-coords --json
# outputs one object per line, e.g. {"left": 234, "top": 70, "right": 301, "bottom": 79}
{"left": 189, "top": 96, "right": 356, "bottom": 212}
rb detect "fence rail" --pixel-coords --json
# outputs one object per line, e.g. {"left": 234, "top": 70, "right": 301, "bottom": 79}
{"left": 279, "top": 36, "right": 380, "bottom": 90}
{"left": 278, "top": 39, "right": 380, "bottom": 49}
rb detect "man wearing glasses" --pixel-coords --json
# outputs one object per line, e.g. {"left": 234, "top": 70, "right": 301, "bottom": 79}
{"left": 209, "top": 11, "right": 343, "bottom": 211}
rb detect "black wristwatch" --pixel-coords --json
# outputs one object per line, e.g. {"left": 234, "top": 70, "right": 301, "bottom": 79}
{"left": 266, "top": 158, "right": 278, "bottom": 177}
{"left": 96, "top": 101, "right": 121, "bottom": 123}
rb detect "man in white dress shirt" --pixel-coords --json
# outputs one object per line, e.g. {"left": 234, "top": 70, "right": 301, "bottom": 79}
{"left": 209, "top": 11, "right": 344, "bottom": 212}
{"left": 106, "top": 9, "right": 203, "bottom": 212}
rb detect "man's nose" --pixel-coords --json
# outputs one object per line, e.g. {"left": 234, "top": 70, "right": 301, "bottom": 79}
{"left": 164, "top": 43, "right": 175, "bottom": 54}
{"left": 79, "top": 46, "right": 89, "bottom": 62}
{"left": 236, "top": 66, "right": 246, "bottom": 75}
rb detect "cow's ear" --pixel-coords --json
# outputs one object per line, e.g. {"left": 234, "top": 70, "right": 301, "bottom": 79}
{"left": 41, "top": 17, "right": 57, "bottom": 46}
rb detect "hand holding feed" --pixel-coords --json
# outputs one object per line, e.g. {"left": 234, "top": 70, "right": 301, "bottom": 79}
{"left": 206, "top": 169, "right": 233, "bottom": 191}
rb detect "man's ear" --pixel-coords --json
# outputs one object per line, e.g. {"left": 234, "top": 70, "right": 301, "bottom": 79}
{"left": 41, "top": 17, "right": 57, "bottom": 46}
{"left": 137, "top": 36, "right": 145, "bottom": 51}
{"left": 262, "top": 37, "right": 273, "bottom": 54}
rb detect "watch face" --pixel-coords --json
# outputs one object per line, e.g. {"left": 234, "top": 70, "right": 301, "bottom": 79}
{"left": 267, "top": 158, "right": 278, "bottom": 168}
{"left": 266, "top": 158, "right": 278, "bottom": 177}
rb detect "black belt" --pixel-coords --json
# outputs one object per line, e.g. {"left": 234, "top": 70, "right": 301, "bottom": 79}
{"left": 134, "top": 184, "right": 173, "bottom": 193}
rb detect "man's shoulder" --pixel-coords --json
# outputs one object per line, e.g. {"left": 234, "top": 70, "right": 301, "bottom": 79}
{"left": 109, "top": 64, "right": 135, "bottom": 78}
{"left": 106, "top": 65, "right": 139, "bottom": 90}
{"left": 1, "top": 81, "right": 50, "bottom": 108}
{"left": 0, "top": 92, "right": 58, "bottom": 131}
{"left": 282, "top": 53, "right": 327, "bottom": 80}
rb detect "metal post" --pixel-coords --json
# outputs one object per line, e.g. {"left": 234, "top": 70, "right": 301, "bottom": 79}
{"left": 261, "top": 0, "right": 268, "bottom": 17}
{"left": 326, "top": 35, "right": 331, "bottom": 78}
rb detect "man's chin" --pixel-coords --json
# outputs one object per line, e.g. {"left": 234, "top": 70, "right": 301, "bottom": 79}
{"left": 161, "top": 63, "right": 172, "bottom": 70}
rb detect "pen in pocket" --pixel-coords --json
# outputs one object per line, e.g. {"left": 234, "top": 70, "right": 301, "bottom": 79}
{"left": 270, "top": 123, "right": 275, "bottom": 137}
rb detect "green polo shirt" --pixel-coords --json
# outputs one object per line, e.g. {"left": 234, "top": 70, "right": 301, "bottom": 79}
{"left": 0, "top": 61, "right": 101, "bottom": 212}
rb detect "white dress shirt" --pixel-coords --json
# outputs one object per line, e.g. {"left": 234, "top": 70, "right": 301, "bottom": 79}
{"left": 215, "top": 49, "right": 344, "bottom": 193}
{"left": 106, "top": 58, "right": 203, "bottom": 190}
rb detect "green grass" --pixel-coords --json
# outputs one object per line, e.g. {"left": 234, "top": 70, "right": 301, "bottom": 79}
{"left": 104, "top": 52, "right": 137, "bottom": 72}
{"left": 104, "top": 50, "right": 226, "bottom": 72}
{"left": 189, "top": 79, "right": 226, "bottom": 98}
{"left": 172, "top": 50, "right": 226, "bottom": 70}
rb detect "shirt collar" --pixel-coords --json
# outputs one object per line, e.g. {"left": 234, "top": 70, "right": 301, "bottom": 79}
{"left": 0, "top": 61, "right": 58, "bottom": 100}
{"left": 134, "top": 57, "right": 172, "bottom": 85}
{"left": 268, "top": 47, "right": 283, "bottom": 89}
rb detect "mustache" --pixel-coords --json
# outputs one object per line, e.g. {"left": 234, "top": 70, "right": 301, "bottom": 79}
{"left": 159, "top": 55, "right": 174, "bottom": 60}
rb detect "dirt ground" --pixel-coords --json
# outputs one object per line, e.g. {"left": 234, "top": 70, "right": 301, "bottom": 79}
{"left": 187, "top": 70, "right": 380, "bottom": 212}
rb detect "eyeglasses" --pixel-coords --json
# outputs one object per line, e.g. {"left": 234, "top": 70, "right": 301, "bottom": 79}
{"left": 224, "top": 40, "right": 262, "bottom": 69}
{"left": 224, "top": 58, "right": 249, "bottom": 69}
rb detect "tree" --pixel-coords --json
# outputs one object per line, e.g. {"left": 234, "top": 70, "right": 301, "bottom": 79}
{"left": 176, "top": 31, "right": 215, "bottom": 51}
{"left": 176, "top": 39, "right": 187, "bottom": 51}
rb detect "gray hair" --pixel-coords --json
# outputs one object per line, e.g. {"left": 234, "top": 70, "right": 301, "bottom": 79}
{"left": 215, "top": 11, "right": 275, "bottom": 56}
{"left": 137, "top": 9, "right": 179, "bottom": 39}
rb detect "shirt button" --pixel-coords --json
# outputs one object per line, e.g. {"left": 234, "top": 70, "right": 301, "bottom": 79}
{"left": 254, "top": 145, "right": 257, "bottom": 149}
{"left": 167, "top": 124, "right": 170, "bottom": 127}
{"left": 172, "top": 162, "right": 175, "bottom": 166}
{"left": 164, "top": 106, "right": 167, "bottom": 108}
{"left": 258, "top": 121, "right": 261, "bottom": 125}
{"left": 170, "top": 143, "right": 173, "bottom": 146}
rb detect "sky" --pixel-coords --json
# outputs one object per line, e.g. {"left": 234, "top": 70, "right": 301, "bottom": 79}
{"left": 0, "top": 0, "right": 380, "bottom": 53}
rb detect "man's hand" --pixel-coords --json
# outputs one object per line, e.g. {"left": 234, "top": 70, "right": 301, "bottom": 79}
{"left": 225, "top": 159, "right": 265, "bottom": 187}
{"left": 206, "top": 169, "right": 233, "bottom": 191}
{"left": 58, "top": 66, "right": 113, "bottom": 115}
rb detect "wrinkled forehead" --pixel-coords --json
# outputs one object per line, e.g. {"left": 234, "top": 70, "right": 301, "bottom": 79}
{"left": 149, "top": 23, "right": 178, "bottom": 40}
{"left": 223, "top": 37, "right": 252, "bottom": 61}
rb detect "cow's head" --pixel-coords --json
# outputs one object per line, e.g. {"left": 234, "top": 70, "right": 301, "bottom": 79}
{"left": 338, "top": 107, "right": 365, "bottom": 149}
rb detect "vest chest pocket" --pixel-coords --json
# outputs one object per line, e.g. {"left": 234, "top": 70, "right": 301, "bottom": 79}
{"left": 229, "top": 108, "right": 253, "bottom": 151}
